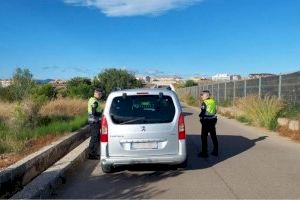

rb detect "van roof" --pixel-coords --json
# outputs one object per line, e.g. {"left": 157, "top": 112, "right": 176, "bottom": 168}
{"left": 109, "top": 88, "right": 176, "bottom": 96}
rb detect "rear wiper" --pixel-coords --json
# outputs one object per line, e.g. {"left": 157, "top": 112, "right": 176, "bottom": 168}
{"left": 120, "top": 117, "right": 146, "bottom": 125}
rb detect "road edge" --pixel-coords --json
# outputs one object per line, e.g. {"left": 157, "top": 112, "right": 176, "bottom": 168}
{"left": 12, "top": 138, "right": 90, "bottom": 199}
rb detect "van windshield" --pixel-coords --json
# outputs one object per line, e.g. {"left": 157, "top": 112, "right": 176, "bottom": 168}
{"left": 109, "top": 95, "right": 176, "bottom": 124}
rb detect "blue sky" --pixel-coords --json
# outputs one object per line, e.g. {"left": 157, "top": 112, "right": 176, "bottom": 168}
{"left": 0, "top": 0, "right": 300, "bottom": 79}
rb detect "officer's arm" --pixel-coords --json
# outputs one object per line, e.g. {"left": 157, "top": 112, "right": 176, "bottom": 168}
{"left": 199, "top": 102, "right": 206, "bottom": 118}
{"left": 91, "top": 101, "right": 98, "bottom": 116}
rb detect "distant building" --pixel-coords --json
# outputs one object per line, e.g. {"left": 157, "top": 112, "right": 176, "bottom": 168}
{"left": 190, "top": 76, "right": 209, "bottom": 83}
{"left": 0, "top": 79, "right": 12, "bottom": 87}
{"left": 151, "top": 75, "right": 183, "bottom": 85}
{"left": 49, "top": 79, "right": 66, "bottom": 87}
{"left": 212, "top": 74, "right": 231, "bottom": 81}
{"left": 248, "top": 73, "right": 275, "bottom": 79}
{"left": 230, "top": 75, "right": 242, "bottom": 81}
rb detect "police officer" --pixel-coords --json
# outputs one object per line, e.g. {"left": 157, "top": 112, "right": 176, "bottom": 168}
{"left": 198, "top": 90, "right": 219, "bottom": 157}
{"left": 88, "top": 88, "right": 103, "bottom": 159}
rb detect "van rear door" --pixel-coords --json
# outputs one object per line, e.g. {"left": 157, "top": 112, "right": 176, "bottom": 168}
{"left": 107, "top": 94, "right": 179, "bottom": 157}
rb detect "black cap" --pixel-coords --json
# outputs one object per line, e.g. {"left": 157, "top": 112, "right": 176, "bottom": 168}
{"left": 94, "top": 88, "right": 102, "bottom": 93}
{"left": 201, "top": 90, "right": 210, "bottom": 95}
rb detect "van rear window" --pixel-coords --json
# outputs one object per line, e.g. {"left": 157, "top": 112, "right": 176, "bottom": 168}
{"left": 109, "top": 95, "right": 175, "bottom": 124}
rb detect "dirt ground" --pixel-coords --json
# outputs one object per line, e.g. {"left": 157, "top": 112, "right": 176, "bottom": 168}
{"left": 0, "top": 134, "right": 67, "bottom": 170}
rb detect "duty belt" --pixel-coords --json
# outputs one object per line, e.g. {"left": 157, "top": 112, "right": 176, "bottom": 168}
{"left": 88, "top": 114, "right": 101, "bottom": 123}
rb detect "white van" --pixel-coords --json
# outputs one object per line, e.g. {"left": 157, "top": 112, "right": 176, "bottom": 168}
{"left": 100, "top": 89, "right": 187, "bottom": 173}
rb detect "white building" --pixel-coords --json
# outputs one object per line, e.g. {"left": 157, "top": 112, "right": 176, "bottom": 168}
{"left": 230, "top": 75, "right": 242, "bottom": 81}
{"left": 0, "top": 79, "right": 12, "bottom": 87}
{"left": 212, "top": 74, "right": 231, "bottom": 81}
{"left": 152, "top": 76, "right": 183, "bottom": 85}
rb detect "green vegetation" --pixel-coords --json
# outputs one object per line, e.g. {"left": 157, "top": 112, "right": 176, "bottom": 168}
{"left": 66, "top": 77, "right": 93, "bottom": 99}
{"left": 0, "top": 67, "right": 142, "bottom": 157}
{"left": 94, "top": 68, "right": 143, "bottom": 98}
{"left": 236, "top": 95, "right": 284, "bottom": 130}
{"left": 279, "top": 103, "right": 300, "bottom": 119}
{"left": 179, "top": 92, "right": 200, "bottom": 107}
{"left": 0, "top": 114, "right": 87, "bottom": 154}
{"left": 184, "top": 80, "right": 198, "bottom": 87}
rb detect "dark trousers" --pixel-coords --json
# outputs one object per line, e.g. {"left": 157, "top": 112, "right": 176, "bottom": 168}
{"left": 89, "top": 122, "right": 100, "bottom": 156}
{"left": 200, "top": 118, "right": 218, "bottom": 153}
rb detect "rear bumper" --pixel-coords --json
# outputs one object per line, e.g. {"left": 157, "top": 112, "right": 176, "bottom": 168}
{"left": 100, "top": 140, "right": 187, "bottom": 167}
{"left": 101, "top": 154, "right": 187, "bottom": 167}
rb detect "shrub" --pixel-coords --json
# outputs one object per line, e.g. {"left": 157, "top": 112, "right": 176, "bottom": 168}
{"left": 180, "top": 92, "right": 199, "bottom": 107}
{"left": 279, "top": 103, "right": 300, "bottom": 119}
{"left": 0, "top": 101, "right": 15, "bottom": 125}
{"left": 184, "top": 80, "right": 198, "bottom": 87}
{"left": 31, "top": 84, "right": 56, "bottom": 100}
{"left": 66, "top": 77, "right": 93, "bottom": 99}
{"left": 236, "top": 95, "right": 284, "bottom": 130}
{"left": 11, "top": 97, "right": 44, "bottom": 130}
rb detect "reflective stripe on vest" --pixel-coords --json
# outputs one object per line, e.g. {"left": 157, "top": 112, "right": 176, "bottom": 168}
{"left": 204, "top": 98, "right": 217, "bottom": 116}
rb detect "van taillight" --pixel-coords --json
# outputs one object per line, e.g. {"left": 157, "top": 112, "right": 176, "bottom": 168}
{"left": 178, "top": 113, "right": 186, "bottom": 140}
{"left": 101, "top": 116, "right": 108, "bottom": 142}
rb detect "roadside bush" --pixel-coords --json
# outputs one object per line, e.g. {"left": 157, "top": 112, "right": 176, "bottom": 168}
{"left": 180, "top": 92, "right": 199, "bottom": 107}
{"left": 236, "top": 95, "right": 283, "bottom": 130}
{"left": 11, "top": 97, "right": 44, "bottom": 131}
{"left": 279, "top": 103, "right": 300, "bottom": 119}
{"left": 31, "top": 84, "right": 56, "bottom": 100}
{"left": 0, "top": 86, "right": 15, "bottom": 102}
{"left": 66, "top": 77, "right": 93, "bottom": 99}
{"left": 0, "top": 101, "right": 15, "bottom": 125}
{"left": 184, "top": 80, "right": 198, "bottom": 87}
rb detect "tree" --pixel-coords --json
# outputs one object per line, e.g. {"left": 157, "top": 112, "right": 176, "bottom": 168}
{"left": 10, "top": 68, "right": 35, "bottom": 101}
{"left": 184, "top": 80, "right": 198, "bottom": 87}
{"left": 94, "top": 68, "right": 143, "bottom": 97}
{"left": 31, "top": 83, "right": 56, "bottom": 101}
{"left": 66, "top": 77, "right": 93, "bottom": 99}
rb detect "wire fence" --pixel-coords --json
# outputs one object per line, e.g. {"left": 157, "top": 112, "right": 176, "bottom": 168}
{"left": 177, "top": 71, "right": 300, "bottom": 106}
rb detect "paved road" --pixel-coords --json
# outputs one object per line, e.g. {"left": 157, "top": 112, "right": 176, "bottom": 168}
{"left": 53, "top": 105, "right": 300, "bottom": 199}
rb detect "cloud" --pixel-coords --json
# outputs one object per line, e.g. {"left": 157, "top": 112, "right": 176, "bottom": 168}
{"left": 63, "top": 0, "right": 203, "bottom": 17}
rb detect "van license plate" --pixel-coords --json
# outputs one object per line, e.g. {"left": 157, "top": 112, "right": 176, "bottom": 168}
{"left": 132, "top": 142, "right": 158, "bottom": 149}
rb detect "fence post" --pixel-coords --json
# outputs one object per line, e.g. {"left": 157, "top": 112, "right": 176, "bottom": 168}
{"left": 217, "top": 83, "right": 220, "bottom": 102}
{"left": 258, "top": 77, "right": 262, "bottom": 98}
{"left": 278, "top": 75, "right": 282, "bottom": 99}
{"left": 224, "top": 82, "right": 227, "bottom": 100}
{"left": 233, "top": 81, "right": 236, "bottom": 100}
{"left": 244, "top": 80, "right": 247, "bottom": 97}
{"left": 212, "top": 84, "right": 214, "bottom": 96}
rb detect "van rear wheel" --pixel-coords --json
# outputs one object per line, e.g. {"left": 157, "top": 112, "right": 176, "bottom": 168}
{"left": 177, "top": 158, "right": 188, "bottom": 169}
{"left": 101, "top": 163, "right": 114, "bottom": 173}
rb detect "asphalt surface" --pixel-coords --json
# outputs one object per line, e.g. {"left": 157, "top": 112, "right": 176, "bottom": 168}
{"left": 53, "top": 105, "right": 300, "bottom": 199}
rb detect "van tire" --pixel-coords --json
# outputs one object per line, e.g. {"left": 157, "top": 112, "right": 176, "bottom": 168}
{"left": 101, "top": 164, "right": 114, "bottom": 173}
{"left": 177, "top": 158, "right": 188, "bottom": 169}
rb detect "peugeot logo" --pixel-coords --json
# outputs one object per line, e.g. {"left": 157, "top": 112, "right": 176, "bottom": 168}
{"left": 141, "top": 126, "right": 146, "bottom": 132}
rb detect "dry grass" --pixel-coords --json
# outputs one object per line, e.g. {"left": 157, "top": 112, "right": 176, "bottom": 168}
{"left": 180, "top": 92, "right": 200, "bottom": 107}
{"left": 236, "top": 95, "right": 284, "bottom": 130}
{"left": 0, "top": 101, "right": 15, "bottom": 124}
{"left": 40, "top": 98, "right": 87, "bottom": 117}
